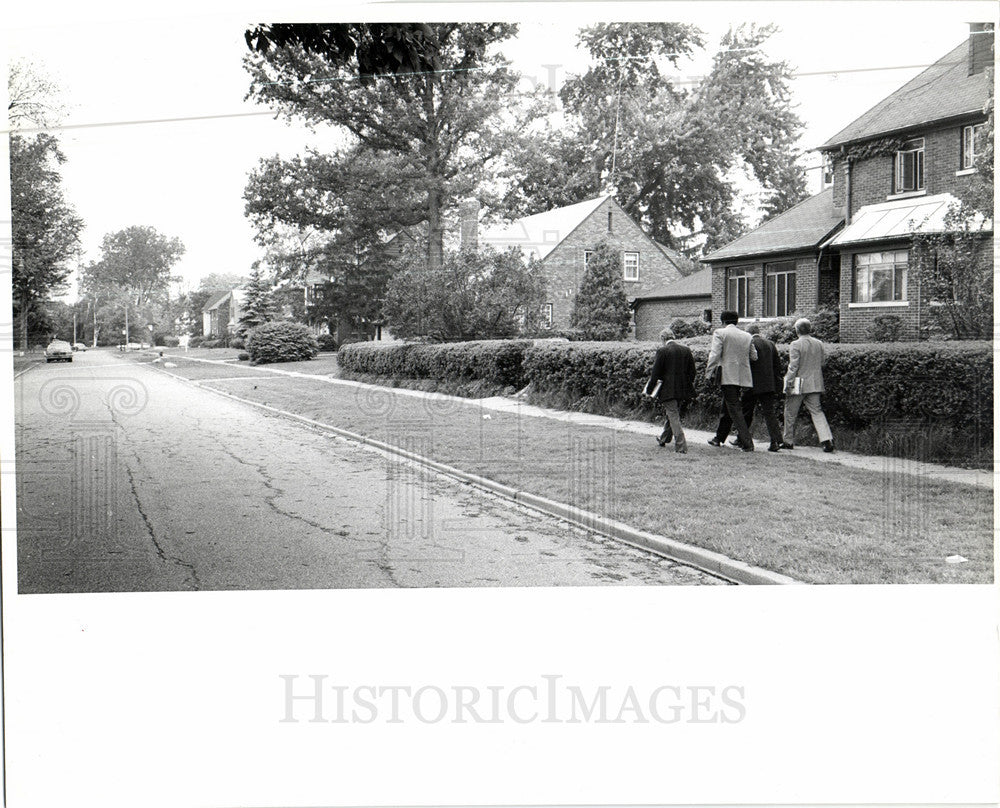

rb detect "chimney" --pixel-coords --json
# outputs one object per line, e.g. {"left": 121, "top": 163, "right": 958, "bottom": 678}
{"left": 459, "top": 198, "right": 480, "bottom": 252}
{"left": 968, "top": 22, "right": 994, "bottom": 76}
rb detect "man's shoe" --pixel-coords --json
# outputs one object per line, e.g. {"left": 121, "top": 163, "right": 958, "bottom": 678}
{"left": 822, "top": 440, "right": 835, "bottom": 453}
{"left": 707, "top": 438, "right": 723, "bottom": 447}
{"left": 779, "top": 442, "right": 794, "bottom": 450}
{"left": 768, "top": 442, "right": 780, "bottom": 452}
{"left": 739, "top": 441, "right": 754, "bottom": 452}
{"left": 675, "top": 447, "right": 687, "bottom": 454}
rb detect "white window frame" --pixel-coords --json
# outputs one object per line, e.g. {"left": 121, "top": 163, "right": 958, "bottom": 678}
{"left": 623, "top": 251, "right": 640, "bottom": 281}
{"left": 584, "top": 249, "right": 596, "bottom": 268}
{"left": 764, "top": 261, "right": 796, "bottom": 317}
{"left": 854, "top": 250, "right": 908, "bottom": 304}
{"left": 894, "top": 138, "right": 924, "bottom": 193}
{"left": 543, "top": 302, "right": 553, "bottom": 327}
{"left": 962, "top": 124, "right": 985, "bottom": 170}
{"left": 726, "top": 266, "right": 753, "bottom": 318}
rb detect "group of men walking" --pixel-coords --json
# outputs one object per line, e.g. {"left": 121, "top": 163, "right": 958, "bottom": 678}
{"left": 644, "top": 311, "right": 834, "bottom": 455}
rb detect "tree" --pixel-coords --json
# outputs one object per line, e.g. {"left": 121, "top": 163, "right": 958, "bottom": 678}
{"left": 243, "top": 23, "right": 533, "bottom": 271}
{"left": 81, "top": 226, "right": 185, "bottom": 343}
{"left": 8, "top": 59, "right": 66, "bottom": 130}
{"left": 514, "top": 23, "right": 807, "bottom": 254}
{"left": 570, "top": 240, "right": 632, "bottom": 340}
{"left": 383, "top": 247, "right": 546, "bottom": 341}
{"left": 10, "top": 133, "right": 84, "bottom": 349}
{"left": 238, "top": 262, "right": 276, "bottom": 333}
{"left": 199, "top": 272, "right": 248, "bottom": 292}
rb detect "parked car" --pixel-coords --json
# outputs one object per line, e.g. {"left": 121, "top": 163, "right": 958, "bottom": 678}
{"left": 118, "top": 342, "right": 144, "bottom": 352}
{"left": 72, "top": 342, "right": 87, "bottom": 352}
{"left": 45, "top": 339, "right": 73, "bottom": 363}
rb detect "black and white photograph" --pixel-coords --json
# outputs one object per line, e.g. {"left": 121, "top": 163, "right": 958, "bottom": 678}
{"left": 2, "top": 1, "right": 998, "bottom": 805}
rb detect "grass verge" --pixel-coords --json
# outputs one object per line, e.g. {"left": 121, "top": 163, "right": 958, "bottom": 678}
{"left": 147, "top": 355, "right": 993, "bottom": 585}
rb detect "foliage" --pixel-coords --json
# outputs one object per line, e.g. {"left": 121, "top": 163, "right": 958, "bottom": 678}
{"left": 8, "top": 59, "right": 67, "bottom": 129}
{"left": 244, "top": 23, "right": 442, "bottom": 83}
{"left": 199, "top": 272, "right": 249, "bottom": 292}
{"left": 188, "top": 335, "right": 206, "bottom": 348}
{"left": 10, "top": 133, "right": 84, "bottom": 348}
{"left": 159, "top": 335, "right": 180, "bottom": 347}
{"left": 316, "top": 333, "right": 340, "bottom": 352}
{"left": 244, "top": 23, "right": 533, "bottom": 271}
{"left": 238, "top": 261, "right": 276, "bottom": 333}
{"left": 383, "top": 247, "right": 546, "bottom": 341}
{"left": 570, "top": 240, "right": 631, "bottom": 339}
{"left": 338, "top": 339, "right": 531, "bottom": 390}
{"left": 866, "top": 314, "right": 903, "bottom": 343}
{"left": 246, "top": 321, "right": 319, "bottom": 364}
{"left": 515, "top": 23, "right": 807, "bottom": 254}
{"left": 668, "top": 317, "right": 713, "bottom": 339}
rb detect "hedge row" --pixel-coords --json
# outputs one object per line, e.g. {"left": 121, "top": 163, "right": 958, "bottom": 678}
{"left": 339, "top": 338, "right": 993, "bottom": 438}
{"left": 338, "top": 339, "right": 531, "bottom": 390}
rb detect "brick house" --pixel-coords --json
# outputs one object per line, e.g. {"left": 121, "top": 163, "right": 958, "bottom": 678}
{"left": 202, "top": 289, "right": 245, "bottom": 337}
{"left": 703, "top": 24, "right": 993, "bottom": 342}
{"left": 632, "top": 266, "right": 713, "bottom": 341}
{"left": 478, "top": 195, "right": 687, "bottom": 331}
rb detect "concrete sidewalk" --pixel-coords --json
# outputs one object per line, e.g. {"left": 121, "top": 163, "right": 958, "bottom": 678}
{"left": 164, "top": 354, "right": 993, "bottom": 491}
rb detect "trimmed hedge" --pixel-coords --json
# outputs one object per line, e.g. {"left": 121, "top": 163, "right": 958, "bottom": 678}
{"left": 334, "top": 338, "right": 992, "bottom": 461}
{"left": 246, "top": 321, "right": 319, "bottom": 364}
{"left": 338, "top": 339, "right": 531, "bottom": 390}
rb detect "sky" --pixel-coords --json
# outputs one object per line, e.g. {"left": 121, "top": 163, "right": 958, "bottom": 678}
{"left": 4, "top": 1, "right": 995, "bottom": 297}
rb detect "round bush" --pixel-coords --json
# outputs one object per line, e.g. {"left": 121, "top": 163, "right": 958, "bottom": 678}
{"left": 188, "top": 335, "right": 205, "bottom": 348}
{"left": 317, "top": 333, "right": 340, "bottom": 352}
{"left": 159, "top": 335, "right": 180, "bottom": 348}
{"left": 246, "top": 322, "right": 319, "bottom": 364}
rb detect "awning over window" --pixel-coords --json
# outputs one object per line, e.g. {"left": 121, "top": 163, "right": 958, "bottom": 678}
{"left": 829, "top": 192, "right": 990, "bottom": 247}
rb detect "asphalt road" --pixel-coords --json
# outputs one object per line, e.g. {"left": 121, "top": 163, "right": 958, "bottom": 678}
{"left": 13, "top": 350, "right": 723, "bottom": 592}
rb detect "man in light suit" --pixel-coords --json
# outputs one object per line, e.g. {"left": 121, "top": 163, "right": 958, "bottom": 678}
{"left": 705, "top": 310, "right": 757, "bottom": 452}
{"left": 781, "top": 318, "right": 834, "bottom": 452}
{"left": 644, "top": 327, "right": 696, "bottom": 453}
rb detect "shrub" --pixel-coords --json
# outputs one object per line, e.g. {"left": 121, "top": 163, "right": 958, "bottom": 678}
{"left": 317, "top": 333, "right": 340, "bottom": 352}
{"left": 202, "top": 339, "right": 223, "bottom": 349}
{"left": 338, "top": 339, "right": 530, "bottom": 389}
{"left": 188, "top": 335, "right": 205, "bottom": 348}
{"left": 160, "top": 335, "right": 180, "bottom": 348}
{"left": 668, "top": 318, "right": 712, "bottom": 339}
{"left": 230, "top": 336, "right": 245, "bottom": 349}
{"left": 246, "top": 321, "right": 319, "bottom": 364}
{"left": 237, "top": 351, "right": 250, "bottom": 361}
{"left": 867, "top": 314, "right": 903, "bottom": 342}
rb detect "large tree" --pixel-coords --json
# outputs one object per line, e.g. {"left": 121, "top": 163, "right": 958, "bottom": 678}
{"left": 81, "top": 226, "right": 185, "bottom": 342}
{"left": 504, "top": 23, "right": 807, "bottom": 254}
{"left": 10, "top": 133, "right": 84, "bottom": 349}
{"left": 570, "top": 240, "right": 632, "bottom": 340}
{"left": 243, "top": 23, "right": 533, "bottom": 270}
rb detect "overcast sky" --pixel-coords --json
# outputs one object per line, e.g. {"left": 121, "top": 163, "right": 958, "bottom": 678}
{"left": 4, "top": 1, "right": 995, "bottom": 296}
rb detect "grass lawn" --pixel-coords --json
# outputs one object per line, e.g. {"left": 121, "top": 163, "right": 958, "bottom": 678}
{"left": 147, "top": 355, "right": 994, "bottom": 585}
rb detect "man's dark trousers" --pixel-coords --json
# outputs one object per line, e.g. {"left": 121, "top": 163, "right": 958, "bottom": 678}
{"left": 742, "top": 390, "right": 783, "bottom": 445}
{"left": 714, "top": 385, "right": 753, "bottom": 447}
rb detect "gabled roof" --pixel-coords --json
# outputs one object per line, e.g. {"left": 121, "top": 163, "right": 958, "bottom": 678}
{"left": 653, "top": 241, "right": 698, "bottom": 275}
{"left": 828, "top": 192, "right": 992, "bottom": 247}
{"left": 202, "top": 290, "right": 232, "bottom": 311}
{"left": 634, "top": 266, "right": 712, "bottom": 301}
{"left": 702, "top": 189, "right": 844, "bottom": 263}
{"left": 480, "top": 195, "right": 612, "bottom": 259}
{"left": 822, "top": 37, "right": 991, "bottom": 149}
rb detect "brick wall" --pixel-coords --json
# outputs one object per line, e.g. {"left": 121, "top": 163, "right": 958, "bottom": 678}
{"left": 709, "top": 252, "right": 822, "bottom": 323}
{"left": 633, "top": 297, "right": 711, "bottom": 340}
{"left": 830, "top": 121, "right": 985, "bottom": 213}
{"left": 540, "top": 197, "right": 681, "bottom": 329}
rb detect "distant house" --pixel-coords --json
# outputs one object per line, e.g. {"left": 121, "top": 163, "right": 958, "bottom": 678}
{"left": 703, "top": 24, "right": 994, "bottom": 342}
{"left": 632, "top": 266, "right": 713, "bottom": 341}
{"left": 202, "top": 289, "right": 245, "bottom": 338}
{"left": 476, "top": 195, "right": 687, "bottom": 331}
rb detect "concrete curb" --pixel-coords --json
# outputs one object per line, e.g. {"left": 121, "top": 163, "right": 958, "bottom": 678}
{"left": 140, "top": 359, "right": 800, "bottom": 586}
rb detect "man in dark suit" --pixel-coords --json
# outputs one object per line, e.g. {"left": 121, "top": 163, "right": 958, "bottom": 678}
{"left": 644, "top": 327, "right": 696, "bottom": 454}
{"left": 705, "top": 310, "right": 757, "bottom": 452}
{"left": 728, "top": 332, "right": 784, "bottom": 452}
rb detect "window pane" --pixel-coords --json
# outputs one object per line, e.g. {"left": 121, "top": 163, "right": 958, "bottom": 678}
{"left": 894, "top": 262, "right": 907, "bottom": 300}
{"left": 787, "top": 272, "right": 796, "bottom": 312}
{"left": 916, "top": 150, "right": 924, "bottom": 189}
{"left": 870, "top": 268, "right": 892, "bottom": 301}
{"left": 766, "top": 275, "right": 775, "bottom": 316}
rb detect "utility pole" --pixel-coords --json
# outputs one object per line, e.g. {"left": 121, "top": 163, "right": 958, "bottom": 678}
{"left": 72, "top": 308, "right": 77, "bottom": 344}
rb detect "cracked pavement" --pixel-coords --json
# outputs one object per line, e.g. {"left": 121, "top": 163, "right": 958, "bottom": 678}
{"left": 14, "top": 351, "right": 724, "bottom": 592}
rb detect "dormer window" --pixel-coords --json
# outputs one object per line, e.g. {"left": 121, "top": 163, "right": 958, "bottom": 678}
{"left": 894, "top": 138, "right": 924, "bottom": 193}
{"left": 962, "top": 124, "right": 985, "bottom": 169}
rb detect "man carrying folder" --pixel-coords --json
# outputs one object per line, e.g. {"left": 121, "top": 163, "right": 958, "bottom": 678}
{"left": 645, "top": 327, "right": 697, "bottom": 453}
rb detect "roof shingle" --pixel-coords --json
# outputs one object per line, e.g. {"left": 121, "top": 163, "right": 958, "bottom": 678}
{"left": 822, "top": 37, "right": 991, "bottom": 149}
{"left": 702, "top": 189, "right": 844, "bottom": 263}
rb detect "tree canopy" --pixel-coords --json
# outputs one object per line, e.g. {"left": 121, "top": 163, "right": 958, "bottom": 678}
{"left": 570, "top": 240, "right": 632, "bottom": 340}
{"left": 243, "top": 23, "right": 534, "bottom": 271}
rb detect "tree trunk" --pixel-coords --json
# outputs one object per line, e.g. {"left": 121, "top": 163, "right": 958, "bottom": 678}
{"left": 19, "top": 294, "right": 29, "bottom": 352}
{"left": 427, "top": 187, "right": 444, "bottom": 270}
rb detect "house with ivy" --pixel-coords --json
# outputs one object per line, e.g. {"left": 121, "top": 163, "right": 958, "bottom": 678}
{"left": 702, "top": 23, "right": 993, "bottom": 342}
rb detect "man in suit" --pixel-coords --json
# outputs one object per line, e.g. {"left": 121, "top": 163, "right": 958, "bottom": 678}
{"left": 728, "top": 332, "right": 784, "bottom": 452}
{"left": 781, "top": 318, "right": 834, "bottom": 452}
{"left": 644, "top": 327, "right": 696, "bottom": 454}
{"left": 706, "top": 311, "right": 757, "bottom": 452}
